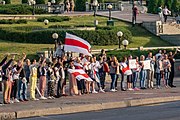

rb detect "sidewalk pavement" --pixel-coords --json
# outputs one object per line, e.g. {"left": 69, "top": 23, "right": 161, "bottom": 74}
{"left": 0, "top": 78, "right": 180, "bottom": 119}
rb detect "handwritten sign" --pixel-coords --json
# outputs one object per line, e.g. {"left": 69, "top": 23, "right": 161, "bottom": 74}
{"left": 129, "top": 59, "right": 136, "bottom": 69}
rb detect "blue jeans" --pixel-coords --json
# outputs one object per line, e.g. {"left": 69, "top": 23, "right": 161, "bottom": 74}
{"left": 156, "top": 73, "right": 161, "bottom": 86}
{"left": 99, "top": 71, "right": 106, "bottom": 89}
{"left": 133, "top": 72, "right": 139, "bottom": 88}
{"left": 18, "top": 78, "right": 27, "bottom": 100}
{"left": 110, "top": 73, "right": 116, "bottom": 89}
{"left": 164, "top": 72, "right": 169, "bottom": 86}
{"left": 140, "top": 70, "right": 146, "bottom": 88}
{"left": 121, "top": 73, "right": 125, "bottom": 90}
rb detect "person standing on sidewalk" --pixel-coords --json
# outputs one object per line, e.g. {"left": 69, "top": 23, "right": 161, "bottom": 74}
{"left": 17, "top": 53, "right": 28, "bottom": 102}
{"left": 162, "top": 54, "right": 171, "bottom": 88}
{"left": 11, "top": 61, "right": 21, "bottom": 103}
{"left": 24, "top": 59, "right": 31, "bottom": 85}
{"left": 39, "top": 58, "right": 47, "bottom": 100}
{"left": 168, "top": 49, "right": 178, "bottom": 87}
{"left": 29, "top": 59, "right": 39, "bottom": 101}
{"left": 132, "top": 56, "right": 140, "bottom": 90}
{"left": 2, "top": 54, "right": 15, "bottom": 104}
{"left": 156, "top": 56, "right": 163, "bottom": 89}
{"left": 139, "top": 55, "right": 147, "bottom": 89}
{"left": 47, "top": 62, "right": 55, "bottom": 99}
{"left": 146, "top": 52, "right": 155, "bottom": 89}
{"left": 109, "top": 56, "right": 118, "bottom": 92}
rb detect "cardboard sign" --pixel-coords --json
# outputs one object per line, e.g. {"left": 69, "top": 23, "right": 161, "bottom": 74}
{"left": 129, "top": 59, "right": 137, "bottom": 69}
{"left": 141, "top": 60, "right": 151, "bottom": 70}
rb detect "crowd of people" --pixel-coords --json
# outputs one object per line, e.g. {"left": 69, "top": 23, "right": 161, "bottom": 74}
{"left": 0, "top": 48, "right": 178, "bottom": 104}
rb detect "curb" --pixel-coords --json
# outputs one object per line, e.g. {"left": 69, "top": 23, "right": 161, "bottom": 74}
{"left": 1, "top": 96, "right": 180, "bottom": 119}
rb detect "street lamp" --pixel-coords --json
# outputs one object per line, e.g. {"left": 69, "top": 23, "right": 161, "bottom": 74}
{"left": 52, "top": 33, "right": 58, "bottom": 51}
{"left": 122, "top": 39, "right": 129, "bottom": 49}
{"left": 117, "top": 31, "right": 123, "bottom": 49}
{"left": 30, "top": 0, "right": 36, "bottom": 15}
{"left": 51, "top": 0, "right": 56, "bottom": 14}
{"left": 92, "top": 0, "right": 98, "bottom": 26}
{"left": 44, "top": 19, "right": 49, "bottom": 25}
{"left": 107, "top": 4, "right": 113, "bottom": 20}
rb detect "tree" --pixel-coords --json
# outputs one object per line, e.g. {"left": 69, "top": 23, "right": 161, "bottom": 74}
{"left": 171, "top": 0, "right": 179, "bottom": 15}
{"left": 157, "top": 0, "right": 164, "bottom": 7}
{"left": 148, "top": 0, "right": 158, "bottom": 13}
{"left": 164, "top": 0, "right": 172, "bottom": 9}
{"left": 4, "top": 0, "right": 11, "bottom": 4}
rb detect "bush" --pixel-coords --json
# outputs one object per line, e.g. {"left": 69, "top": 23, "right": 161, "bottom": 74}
{"left": 36, "top": 0, "right": 45, "bottom": 4}
{"left": 37, "top": 16, "right": 71, "bottom": 22}
{"left": 0, "top": 26, "right": 132, "bottom": 46}
{"left": 0, "top": 4, "right": 46, "bottom": 14}
{"left": 4, "top": 0, "right": 11, "bottom": 4}
{"left": 106, "top": 49, "right": 180, "bottom": 61}
{"left": 49, "top": 24, "right": 95, "bottom": 28}
{"left": 22, "top": 0, "right": 28, "bottom": 4}
{"left": 75, "top": 0, "right": 86, "bottom": 11}
{"left": 0, "top": 19, "right": 27, "bottom": 24}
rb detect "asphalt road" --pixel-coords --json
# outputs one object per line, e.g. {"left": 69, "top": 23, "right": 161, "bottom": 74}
{"left": 19, "top": 101, "right": 180, "bottom": 120}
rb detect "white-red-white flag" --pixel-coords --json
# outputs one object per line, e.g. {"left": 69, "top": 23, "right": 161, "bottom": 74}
{"left": 64, "top": 33, "right": 92, "bottom": 56}
{"left": 68, "top": 69, "right": 93, "bottom": 82}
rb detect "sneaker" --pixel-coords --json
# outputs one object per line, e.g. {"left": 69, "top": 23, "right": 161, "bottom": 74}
{"left": 92, "top": 90, "right": 98, "bottom": 94}
{"left": 51, "top": 96, "right": 55, "bottom": 99}
{"left": 127, "top": 88, "right": 134, "bottom": 91}
{"left": 134, "top": 87, "right": 140, "bottom": 91}
{"left": 110, "top": 89, "right": 116, "bottom": 92}
{"left": 10, "top": 100, "right": 14, "bottom": 104}
{"left": 48, "top": 96, "right": 52, "bottom": 99}
{"left": 99, "top": 89, "right": 105, "bottom": 93}
{"left": 40, "top": 96, "right": 47, "bottom": 100}
{"left": 14, "top": 98, "right": 20, "bottom": 103}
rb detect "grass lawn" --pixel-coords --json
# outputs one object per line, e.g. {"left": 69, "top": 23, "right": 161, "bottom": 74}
{"left": 0, "top": 15, "right": 171, "bottom": 60}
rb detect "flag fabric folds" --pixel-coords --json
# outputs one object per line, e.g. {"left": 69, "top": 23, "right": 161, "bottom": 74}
{"left": 68, "top": 69, "right": 93, "bottom": 82}
{"left": 64, "top": 33, "right": 92, "bottom": 56}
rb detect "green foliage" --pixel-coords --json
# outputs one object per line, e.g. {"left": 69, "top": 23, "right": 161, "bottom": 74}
{"left": 75, "top": 0, "right": 86, "bottom": 11}
{"left": 107, "top": 49, "right": 180, "bottom": 61}
{"left": 37, "top": 16, "right": 71, "bottom": 22}
{"left": 22, "top": 0, "right": 28, "bottom": 4}
{"left": 148, "top": 0, "right": 180, "bottom": 14}
{"left": 157, "top": 0, "right": 164, "bottom": 7}
{"left": 49, "top": 24, "right": 95, "bottom": 28}
{"left": 0, "top": 26, "right": 132, "bottom": 46}
{"left": 4, "top": 0, "right": 11, "bottom": 4}
{"left": 148, "top": 0, "right": 158, "bottom": 13}
{"left": 0, "top": 19, "right": 27, "bottom": 24}
{"left": 0, "top": 4, "right": 46, "bottom": 14}
{"left": 36, "top": 0, "right": 45, "bottom": 4}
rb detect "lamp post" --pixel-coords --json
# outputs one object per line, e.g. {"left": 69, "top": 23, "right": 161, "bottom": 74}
{"left": 52, "top": 33, "right": 59, "bottom": 51}
{"left": 44, "top": 19, "right": 49, "bottom": 25}
{"left": 92, "top": 0, "right": 98, "bottom": 26}
{"left": 122, "top": 39, "right": 129, "bottom": 49}
{"left": 32, "top": 0, "right": 36, "bottom": 15}
{"left": 117, "top": 31, "right": 123, "bottom": 49}
{"left": 51, "top": 0, "right": 56, "bottom": 14}
{"left": 107, "top": 4, "right": 112, "bottom": 20}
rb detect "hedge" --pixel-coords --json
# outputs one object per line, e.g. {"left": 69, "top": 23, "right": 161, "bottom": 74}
{"left": 75, "top": 0, "right": 86, "bottom": 11}
{"left": 0, "top": 27, "right": 132, "bottom": 45}
{"left": 37, "top": 16, "right": 71, "bottom": 22}
{"left": 107, "top": 49, "right": 180, "bottom": 60}
{"left": 0, "top": 19, "right": 27, "bottom": 24}
{"left": 0, "top": 4, "right": 46, "bottom": 14}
